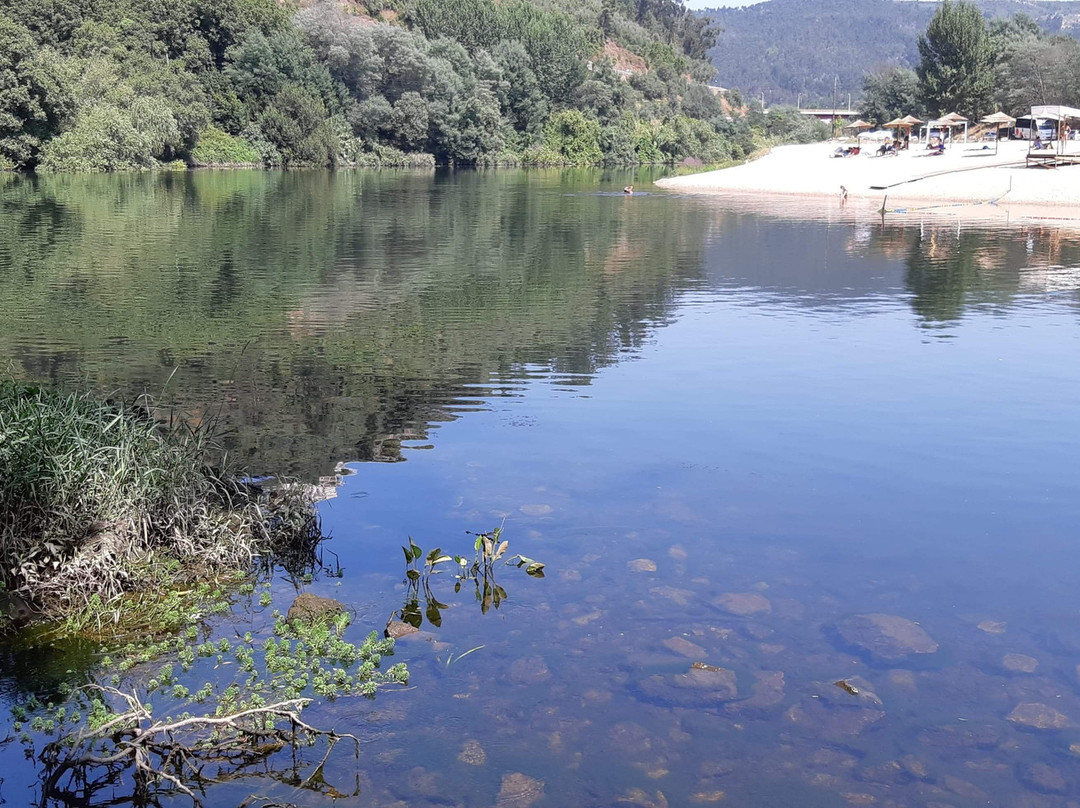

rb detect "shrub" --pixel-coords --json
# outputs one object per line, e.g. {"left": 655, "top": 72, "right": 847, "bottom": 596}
{"left": 542, "top": 109, "right": 602, "bottom": 165}
{"left": 190, "top": 126, "right": 261, "bottom": 165}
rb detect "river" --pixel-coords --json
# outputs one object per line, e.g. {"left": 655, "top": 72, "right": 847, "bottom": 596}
{"left": 3, "top": 169, "right": 1080, "bottom": 806}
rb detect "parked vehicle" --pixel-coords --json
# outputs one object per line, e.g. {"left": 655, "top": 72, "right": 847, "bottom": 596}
{"left": 1013, "top": 117, "right": 1056, "bottom": 140}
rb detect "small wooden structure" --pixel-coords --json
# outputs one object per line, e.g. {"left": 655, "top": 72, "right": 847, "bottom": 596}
{"left": 1026, "top": 104, "right": 1080, "bottom": 168}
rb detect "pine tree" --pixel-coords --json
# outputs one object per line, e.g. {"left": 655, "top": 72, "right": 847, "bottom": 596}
{"left": 916, "top": 0, "right": 994, "bottom": 118}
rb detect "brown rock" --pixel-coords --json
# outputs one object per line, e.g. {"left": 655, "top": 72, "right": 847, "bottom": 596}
{"left": 1008, "top": 702, "right": 1073, "bottom": 730}
{"left": 714, "top": 592, "right": 771, "bottom": 616}
{"left": 385, "top": 618, "right": 419, "bottom": 639}
{"left": 1002, "top": 653, "right": 1038, "bottom": 673}
{"left": 496, "top": 773, "right": 545, "bottom": 808}
{"left": 287, "top": 593, "right": 345, "bottom": 624}
{"left": 978, "top": 619, "right": 1007, "bottom": 635}
{"left": 835, "top": 613, "right": 938, "bottom": 660}
{"left": 1022, "top": 763, "right": 1068, "bottom": 794}
{"left": 629, "top": 558, "right": 658, "bottom": 573}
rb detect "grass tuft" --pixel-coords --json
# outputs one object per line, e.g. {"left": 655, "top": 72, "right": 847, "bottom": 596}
{"left": 0, "top": 381, "right": 320, "bottom": 623}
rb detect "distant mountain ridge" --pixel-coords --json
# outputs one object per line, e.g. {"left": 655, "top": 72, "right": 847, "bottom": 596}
{"left": 703, "top": 0, "right": 1080, "bottom": 105}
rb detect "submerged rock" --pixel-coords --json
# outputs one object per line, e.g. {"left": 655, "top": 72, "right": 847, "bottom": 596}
{"left": 638, "top": 662, "right": 738, "bottom": 706}
{"left": 977, "top": 619, "right": 1007, "bottom": 635}
{"left": 628, "top": 558, "right": 658, "bottom": 573}
{"left": 834, "top": 613, "right": 938, "bottom": 661}
{"left": 287, "top": 593, "right": 345, "bottom": 624}
{"left": 457, "top": 739, "right": 486, "bottom": 766}
{"left": 663, "top": 636, "right": 706, "bottom": 658}
{"left": 1021, "top": 763, "right": 1068, "bottom": 794}
{"left": 1002, "top": 653, "right": 1038, "bottom": 673}
{"left": 713, "top": 592, "right": 771, "bottom": 616}
{"left": 1007, "top": 702, "right": 1073, "bottom": 729}
{"left": 615, "top": 788, "right": 669, "bottom": 808}
{"left": 495, "top": 773, "right": 545, "bottom": 808}
{"left": 728, "top": 671, "right": 785, "bottom": 712}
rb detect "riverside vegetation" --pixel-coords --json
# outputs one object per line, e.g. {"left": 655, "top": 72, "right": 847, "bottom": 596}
{"left": 0, "top": 0, "right": 826, "bottom": 172}
{"left": 0, "top": 382, "right": 408, "bottom": 805}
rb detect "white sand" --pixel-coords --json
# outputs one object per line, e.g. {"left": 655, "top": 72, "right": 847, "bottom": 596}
{"left": 656, "top": 140, "right": 1080, "bottom": 211}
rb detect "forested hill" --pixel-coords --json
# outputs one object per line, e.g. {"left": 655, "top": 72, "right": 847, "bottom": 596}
{"left": 703, "top": 0, "right": 1080, "bottom": 105}
{"left": 0, "top": 0, "right": 829, "bottom": 172}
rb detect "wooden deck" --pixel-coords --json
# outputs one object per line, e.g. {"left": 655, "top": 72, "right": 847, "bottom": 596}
{"left": 1026, "top": 150, "right": 1080, "bottom": 169}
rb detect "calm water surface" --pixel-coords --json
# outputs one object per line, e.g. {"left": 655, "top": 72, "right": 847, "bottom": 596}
{"left": 3, "top": 169, "right": 1080, "bottom": 807}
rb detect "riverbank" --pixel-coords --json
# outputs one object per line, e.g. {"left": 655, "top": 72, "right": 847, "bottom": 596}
{"left": 656, "top": 139, "right": 1080, "bottom": 210}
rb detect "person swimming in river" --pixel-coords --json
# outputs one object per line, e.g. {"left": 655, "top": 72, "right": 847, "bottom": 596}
{"left": 623, "top": 185, "right": 633, "bottom": 194}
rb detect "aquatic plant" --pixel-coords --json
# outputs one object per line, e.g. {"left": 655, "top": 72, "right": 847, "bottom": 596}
{"left": 394, "top": 527, "right": 545, "bottom": 629}
{"left": 19, "top": 603, "right": 407, "bottom": 806}
{"left": 0, "top": 382, "right": 319, "bottom": 624}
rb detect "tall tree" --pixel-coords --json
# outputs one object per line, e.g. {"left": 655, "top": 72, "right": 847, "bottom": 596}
{"left": 861, "top": 66, "right": 923, "bottom": 125}
{"left": 916, "top": 0, "right": 994, "bottom": 117}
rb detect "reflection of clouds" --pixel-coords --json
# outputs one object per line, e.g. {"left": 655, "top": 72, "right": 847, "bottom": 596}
{"left": 1019, "top": 265, "right": 1080, "bottom": 292}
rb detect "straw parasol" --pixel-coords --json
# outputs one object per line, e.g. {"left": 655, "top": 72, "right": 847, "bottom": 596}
{"left": 842, "top": 119, "right": 874, "bottom": 132}
{"left": 980, "top": 111, "right": 1016, "bottom": 154}
{"left": 883, "top": 116, "right": 918, "bottom": 146}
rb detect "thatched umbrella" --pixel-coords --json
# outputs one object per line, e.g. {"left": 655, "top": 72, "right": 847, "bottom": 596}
{"left": 938, "top": 111, "right": 970, "bottom": 143}
{"left": 980, "top": 111, "right": 1016, "bottom": 154}
{"left": 842, "top": 119, "right": 874, "bottom": 133}
{"left": 883, "top": 117, "right": 917, "bottom": 146}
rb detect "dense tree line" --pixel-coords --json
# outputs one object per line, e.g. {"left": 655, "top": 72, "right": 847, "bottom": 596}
{"left": 861, "top": 0, "right": 1080, "bottom": 123}
{"left": 0, "top": 0, "right": 821, "bottom": 172}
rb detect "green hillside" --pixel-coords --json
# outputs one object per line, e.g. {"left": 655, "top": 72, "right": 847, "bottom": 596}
{"left": 704, "top": 0, "right": 1080, "bottom": 105}
{"left": 0, "top": 0, "right": 827, "bottom": 172}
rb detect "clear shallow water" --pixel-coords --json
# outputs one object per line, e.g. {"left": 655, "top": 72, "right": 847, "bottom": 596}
{"left": 3, "top": 170, "right": 1080, "bottom": 806}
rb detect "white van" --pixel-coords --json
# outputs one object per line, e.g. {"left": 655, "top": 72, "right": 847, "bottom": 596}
{"left": 1014, "top": 117, "right": 1056, "bottom": 140}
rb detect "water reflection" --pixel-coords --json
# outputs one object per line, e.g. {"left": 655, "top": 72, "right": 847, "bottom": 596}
{"left": 0, "top": 169, "right": 707, "bottom": 479}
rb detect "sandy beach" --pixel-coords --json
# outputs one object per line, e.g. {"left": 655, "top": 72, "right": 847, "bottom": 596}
{"left": 656, "top": 139, "right": 1080, "bottom": 213}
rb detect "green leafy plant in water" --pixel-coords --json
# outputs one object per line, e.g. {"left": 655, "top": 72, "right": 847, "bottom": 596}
{"left": 394, "top": 527, "right": 545, "bottom": 629}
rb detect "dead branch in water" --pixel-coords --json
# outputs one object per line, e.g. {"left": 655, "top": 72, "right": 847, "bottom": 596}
{"left": 38, "top": 686, "right": 359, "bottom": 808}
